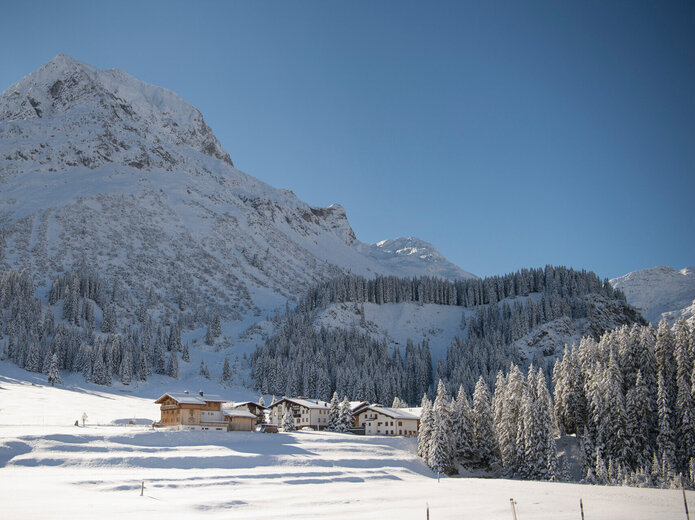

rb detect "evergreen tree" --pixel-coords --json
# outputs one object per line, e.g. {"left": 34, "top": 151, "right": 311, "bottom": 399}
{"left": 282, "top": 407, "right": 296, "bottom": 432}
{"left": 327, "top": 391, "right": 341, "bottom": 431}
{"left": 181, "top": 341, "right": 190, "bottom": 363}
{"left": 199, "top": 360, "right": 210, "bottom": 379}
{"left": 429, "top": 380, "right": 455, "bottom": 474}
{"left": 166, "top": 352, "right": 178, "bottom": 379}
{"left": 472, "top": 376, "right": 497, "bottom": 466}
{"left": 154, "top": 340, "right": 166, "bottom": 375}
{"left": 625, "top": 370, "right": 651, "bottom": 468}
{"left": 657, "top": 371, "right": 676, "bottom": 468}
{"left": 101, "top": 304, "right": 116, "bottom": 333}
{"left": 338, "top": 396, "right": 353, "bottom": 432}
{"left": 221, "top": 356, "right": 232, "bottom": 385}
{"left": 119, "top": 347, "right": 133, "bottom": 385}
{"left": 47, "top": 353, "right": 62, "bottom": 386}
{"left": 451, "top": 385, "right": 473, "bottom": 461}
{"left": 417, "top": 395, "right": 434, "bottom": 462}
{"left": 137, "top": 349, "right": 149, "bottom": 381}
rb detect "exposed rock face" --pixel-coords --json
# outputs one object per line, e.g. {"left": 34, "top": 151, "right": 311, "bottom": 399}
{"left": 0, "top": 55, "right": 472, "bottom": 323}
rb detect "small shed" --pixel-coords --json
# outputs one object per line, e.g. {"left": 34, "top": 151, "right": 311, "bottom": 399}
{"left": 223, "top": 409, "right": 257, "bottom": 431}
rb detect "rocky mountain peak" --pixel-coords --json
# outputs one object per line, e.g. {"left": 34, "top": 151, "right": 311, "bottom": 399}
{"left": 0, "top": 54, "right": 232, "bottom": 178}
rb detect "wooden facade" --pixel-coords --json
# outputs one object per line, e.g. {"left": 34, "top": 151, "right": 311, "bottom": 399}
{"left": 154, "top": 392, "right": 227, "bottom": 431}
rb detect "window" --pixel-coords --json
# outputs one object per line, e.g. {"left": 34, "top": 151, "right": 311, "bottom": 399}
{"left": 398, "top": 421, "right": 402, "bottom": 426}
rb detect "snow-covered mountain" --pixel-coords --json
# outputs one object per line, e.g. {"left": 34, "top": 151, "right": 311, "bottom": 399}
{"left": 610, "top": 265, "right": 695, "bottom": 325}
{"left": 0, "top": 55, "right": 473, "bottom": 323}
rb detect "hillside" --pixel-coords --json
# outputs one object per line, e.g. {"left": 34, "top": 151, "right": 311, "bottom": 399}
{"left": 610, "top": 266, "right": 695, "bottom": 325}
{"left": 0, "top": 55, "right": 473, "bottom": 328}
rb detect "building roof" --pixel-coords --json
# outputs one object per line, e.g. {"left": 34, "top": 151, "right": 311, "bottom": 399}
{"left": 356, "top": 405, "right": 422, "bottom": 420}
{"left": 268, "top": 397, "right": 330, "bottom": 410}
{"left": 223, "top": 409, "right": 257, "bottom": 419}
{"left": 154, "top": 392, "right": 227, "bottom": 405}
{"left": 231, "top": 401, "right": 267, "bottom": 410}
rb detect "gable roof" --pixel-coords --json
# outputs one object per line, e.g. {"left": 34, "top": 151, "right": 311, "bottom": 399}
{"left": 231, "top": 401, "right": 267, "bottom": 410}
{"left": 356, "top": 405, "right": 422, "bottom": 420}
{"left": 154, "top": 392, "right": 227, "bottom": 405}
{"left": 223, "top": 409, "right": 257, "bottom": 419}
{"left": 267, "top": 397, "right": 330, "bottom": 410}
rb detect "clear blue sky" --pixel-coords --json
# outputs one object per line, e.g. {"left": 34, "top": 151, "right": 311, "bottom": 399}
{"left": 1, "top": 1, "right": 693, "bottom": 279}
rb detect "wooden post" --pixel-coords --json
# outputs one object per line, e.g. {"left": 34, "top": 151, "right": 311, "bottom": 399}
{"left": 426, "top": 502, "right": 429, "bottom": 520}
{"left": 580, "top": 498, "right": 585, "bottom": 520}
{"left": 141, "top": 480, "right": 144, "bottom": 496}
{"left": 510, "top": 498, "right": 518, "bottom": 520}
{"left": 684, "top": 485, "right": 691, "bottom": 520}
{"left": 437, "top": 471, "right": 440, "bottom": 483}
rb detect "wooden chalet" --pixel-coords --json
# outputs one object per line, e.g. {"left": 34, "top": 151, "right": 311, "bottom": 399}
{"left": 154, "top": 391, "right": 228, "bottom": 431}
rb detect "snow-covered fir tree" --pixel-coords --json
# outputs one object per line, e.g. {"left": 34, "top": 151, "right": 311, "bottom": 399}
{"left": 221, "top": 356, "right": 232, "bottom": 385}
{"left": 166, "top": 352, "right": 178, "bottom": 379}
{"left": 338, "top": 396, "right": 353, "bottom": 432}
{"left": 282, "top": 407, "right": 296, "bottom": 432}
{"left": 428, "top": 380, "right": 456, "bottom": 474}
{"left": 327, "top": 391, "right": 341, "bottom": 431}
{"left": 47, "top": 353, "right": 62, "bottom": 386}
{"left": 199, "top": 360, "right": 210, "bottom": 379}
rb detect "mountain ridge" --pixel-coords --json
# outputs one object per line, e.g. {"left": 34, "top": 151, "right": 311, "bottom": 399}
{"left": 0, "top": 55, "right": 474, "bottom": 325}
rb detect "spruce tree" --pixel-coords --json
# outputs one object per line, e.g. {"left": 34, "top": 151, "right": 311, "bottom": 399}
{"left": 451, "top": 385, "right": 473, "bottom": 461}
{"left": 119, "top": 347, "right": 133, "bottom": 384}
{"left": 47, "top": 353, "right": 62, "bottom": 386}
{"left": 221, "top": 356, "right": 232, "bottom": 385}
{"left": 166, "top": 352, "right": 178, "bottom": 379}
{"left": 472, "top": 376, "right": 497, "bottom": 467}
{"left": 199, "top": 360, "right": 210, "bottom": 379}
{"left": 417, "top": 395, "right": 434, "bottom": 462}
{"left": 657, "top": 371, "right": 676, "bottom": 468}
{"left": 429, "top": 380, "right": 455, "bottom": 474}
{"left": 338, "top": 396, "right": 353, "bottom": 432}
{"left": 282, "top": 407, "right": 296, "bottom": 432}
{"left": 181, "top": 342, "right": 190, "bottom": 362}
{"left": 327, "top": 391, "right": 341, "bottom": 431}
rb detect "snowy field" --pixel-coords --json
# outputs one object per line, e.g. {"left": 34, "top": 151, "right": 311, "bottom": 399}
{"left": 1, "top": 368, "right": 692, "bottom": 519}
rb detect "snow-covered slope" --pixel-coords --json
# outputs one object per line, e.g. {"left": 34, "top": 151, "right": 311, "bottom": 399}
{"left": 610, "top": 266, "right": 695, "bottom": 325}
{"left": 0, "top": 375, "right": 689, "bottom": 520}
{"left": 354, "top": 237, "right": 476, "bottom": 280}
{"left": 311, "top": 293, "right": 641, "bottom": 369}
{"left": 0, "top": 55, "right": 473, "bottom": 323}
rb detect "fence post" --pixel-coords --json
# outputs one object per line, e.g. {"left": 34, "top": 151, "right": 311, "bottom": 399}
{"left": 580, "top": 498, "right": 585, "bottom": 520}
{"left": 141, "top": 480, "right": 144, "bottom": 496}
{"left": 510, "top": 498, "right": 518, "bottom": 520}
{"left": 426, "top": 502, "right": 429, "bottom": 520}
{"left": 684, "top": 484, "right": 690, "bottom": 520}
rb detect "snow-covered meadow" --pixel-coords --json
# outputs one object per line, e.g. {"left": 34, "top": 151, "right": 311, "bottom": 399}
{"left": 1, "top": 365, "right": 691, "bottom": 519}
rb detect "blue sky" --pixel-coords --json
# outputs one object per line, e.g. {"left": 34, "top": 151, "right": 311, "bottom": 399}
{"left": 1, "top": 1, "right": 693, "bottom": 279}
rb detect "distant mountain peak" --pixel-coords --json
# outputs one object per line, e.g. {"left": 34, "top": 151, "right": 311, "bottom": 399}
{"left": 355, "top": 237, "right": 476, "bottom": 280}
{"left": 610, "top": 265, "right": 695, "bottom": 325}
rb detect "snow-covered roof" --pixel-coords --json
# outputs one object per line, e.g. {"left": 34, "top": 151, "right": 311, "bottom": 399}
{"left": 268, "top": 397, "right": 330, "bottom": 410}
{"left": 155, "top": 392, "right": 227, "bottom": 405}
{"left": 357, "top": 405, "right": 422, "bottom": 420}
{"left": 223, "top": 409, "right": 257, "bottom": 419}
{"left": 231, "top": 401, "right": 267, "bottom": 410}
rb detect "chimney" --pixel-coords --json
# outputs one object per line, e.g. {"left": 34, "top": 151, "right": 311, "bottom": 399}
{"left": 199, "top": 390, "right": 204, "bottom": 397}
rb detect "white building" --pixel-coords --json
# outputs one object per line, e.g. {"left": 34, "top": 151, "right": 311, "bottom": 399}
{"left": 354, "top": 405, "right": 422, "bottom": 436}
{"left": 267, "top": 397, "right": 331, "bottom": 430}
